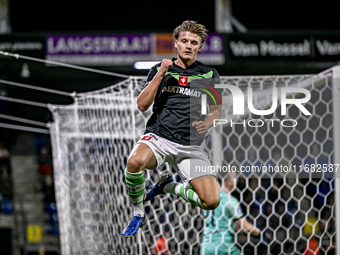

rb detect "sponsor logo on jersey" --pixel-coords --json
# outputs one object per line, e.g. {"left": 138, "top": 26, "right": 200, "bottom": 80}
{"left": 162, "top": 86, "right": 202, "bottom": 98}
{"left": 178, "top": 75, "right": 188, "bottom": 86}
{"left": 141, "top": 135, "right": 152, "bottom": 141}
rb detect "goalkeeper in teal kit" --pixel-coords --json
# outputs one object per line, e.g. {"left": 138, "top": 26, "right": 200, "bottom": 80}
{"left": 200, "top": 175, "right": 261, "bottom": 255}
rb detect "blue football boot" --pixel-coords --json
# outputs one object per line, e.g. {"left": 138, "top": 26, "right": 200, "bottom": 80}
{"left": 122, "top": 214, "right": 147, "bottom": 238}
{"left": 144, "top": 172, "right": 174, "bottom": 202}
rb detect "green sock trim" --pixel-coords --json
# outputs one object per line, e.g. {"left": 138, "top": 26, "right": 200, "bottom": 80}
{"left": 132, "top": 200, "right": 144, "bottom": 206}
{"left": 125, "top": 168, "right": 145, "bottom": 214}
{"left": 196, "top": 197, "right": 203, "bottom": 208}
{"left": 173, "top": 183, "right": 178, "bottom": 194}
{"left": 179, "top": 185, "right": 185, "bottom": 199}
{"left": 128, "top": 189, "right": 145, "bottom": 198}
{"left": 125, "top": 169, "right": 143, "bottom": 178}
{"left": 126, "top": 176, "right": 145, "bottom": 186}
{"left": 187, "top": 189, "right": 195, "bottom": 204}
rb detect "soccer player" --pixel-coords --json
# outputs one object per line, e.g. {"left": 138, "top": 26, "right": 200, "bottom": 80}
{"left": 122, "top": 20, "right": 223, "bottom": 237}
{"left": 200, "top": 175, "right": 261, "bottom": 255}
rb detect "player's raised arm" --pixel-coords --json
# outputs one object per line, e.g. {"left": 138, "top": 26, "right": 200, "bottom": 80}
{"left": 137, "top": 59, "right": 173, "bottom": 112}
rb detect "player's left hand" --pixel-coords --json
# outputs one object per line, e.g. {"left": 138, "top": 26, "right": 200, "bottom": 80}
{"left": 192, "top": 121, "right": 207, "bottom": 134}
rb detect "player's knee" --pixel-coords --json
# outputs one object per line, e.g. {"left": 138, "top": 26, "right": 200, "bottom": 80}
{"left": 126, "top": 155, "right": 145, "bottom": 173}
{"left": 202, "top": 197, "right": 220, "bottom": 210}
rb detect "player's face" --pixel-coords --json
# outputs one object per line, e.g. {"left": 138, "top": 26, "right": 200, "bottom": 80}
{"left": 175, "top": 31, "right": 203, "bottom": 64}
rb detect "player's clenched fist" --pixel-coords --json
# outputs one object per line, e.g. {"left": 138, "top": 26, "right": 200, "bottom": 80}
{"left": 158, "top": 59, "right": 173, "bottom": 76}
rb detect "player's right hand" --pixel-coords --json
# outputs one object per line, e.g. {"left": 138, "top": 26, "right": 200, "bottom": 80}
{"left": 158, "top": 59, "right": 173, "bottom": 76}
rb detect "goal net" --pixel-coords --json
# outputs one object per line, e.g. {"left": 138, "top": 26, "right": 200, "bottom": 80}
{"left": 48, "top": 67, "right": 339, "bottom": 255}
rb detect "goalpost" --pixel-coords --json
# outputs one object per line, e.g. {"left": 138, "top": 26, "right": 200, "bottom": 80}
{"left": 49, "top": 66, "right": 339, "bottom": 255}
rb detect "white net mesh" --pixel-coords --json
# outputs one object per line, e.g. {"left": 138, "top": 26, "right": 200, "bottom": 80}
{"left": 49, "top": 71, "right": 336, "bottom": 255}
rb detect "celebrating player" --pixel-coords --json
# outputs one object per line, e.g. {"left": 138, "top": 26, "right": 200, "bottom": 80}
{"left": 122, "top": 20, "right": 222, "bottom": 237}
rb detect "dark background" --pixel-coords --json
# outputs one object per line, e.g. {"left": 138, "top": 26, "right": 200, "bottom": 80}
{"left": 8, "top": 0, "right": 340, "bottom": 32}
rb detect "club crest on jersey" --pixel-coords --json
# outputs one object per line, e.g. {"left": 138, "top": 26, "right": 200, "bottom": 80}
{"left": 178, "top": 75, "right": 188, "bottom": 86}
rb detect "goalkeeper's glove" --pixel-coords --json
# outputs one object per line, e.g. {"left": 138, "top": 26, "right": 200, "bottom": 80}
{"left": 262, "top": 230, "right": 273, "bottom": 243}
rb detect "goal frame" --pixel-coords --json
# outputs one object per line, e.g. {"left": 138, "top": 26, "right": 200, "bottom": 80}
{"left": 48, "top": 65, "right": 340, "bottom": 255}
{"left": 332, "top": 66, "right": 340, "bottom": 255}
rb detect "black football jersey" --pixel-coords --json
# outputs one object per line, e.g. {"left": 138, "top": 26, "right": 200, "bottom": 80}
{"left": 143, "top": 58, "right": 222, "bottom": 146}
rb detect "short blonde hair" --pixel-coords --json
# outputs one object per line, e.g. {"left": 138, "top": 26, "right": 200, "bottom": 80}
{"left": 173, "top": 20, "right": 208, "bottom": 44}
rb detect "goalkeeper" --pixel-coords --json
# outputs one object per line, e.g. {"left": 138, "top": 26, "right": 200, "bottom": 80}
{"left": 200, "top": 175, "right": 261, "bottom": 255}
{"left": 122, "top": 20, "right": 222, "bottom": 237}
